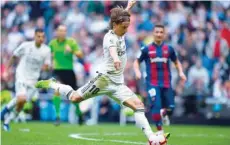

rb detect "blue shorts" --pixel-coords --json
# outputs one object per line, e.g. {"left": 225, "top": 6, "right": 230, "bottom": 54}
{"left": 146, "top": 85, "right": 175, "bottom": 114}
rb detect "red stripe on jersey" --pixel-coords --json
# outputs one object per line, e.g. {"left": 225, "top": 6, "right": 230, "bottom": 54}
{"left": 149, "top": 45, "right": 158, "bottom": 86}
{"left": 162, "top": 45, "right": 170, "bottom": 88}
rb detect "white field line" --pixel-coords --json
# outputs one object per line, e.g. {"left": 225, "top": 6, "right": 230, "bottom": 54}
{"left": 75, "top": 132, "right": 138, "bottom": 136}
{"left": 69, "top": 132, "right": 229, "bottom": 145}
{"left": 19, "top": 128, "right": 30, "bottom": 132}
{"left": 69, "top": 133, "right": 146, "bottom": 145}
{"left": 69, "top": 132, "right": 228, "bottom": 138}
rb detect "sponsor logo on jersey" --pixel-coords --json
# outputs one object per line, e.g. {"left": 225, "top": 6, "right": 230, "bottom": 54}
{"left": 150, "top": 57, "right": 168, "bottom": 63}
{"left": 149, "top": 51, "right": 156, "bottom": 54}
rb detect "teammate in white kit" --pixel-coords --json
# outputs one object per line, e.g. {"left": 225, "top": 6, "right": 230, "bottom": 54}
{"left": 1, "top": 28, "right": 51, "bottom": 131}
{"left": 35, "top": 1, "right": 168, "bottom": 144}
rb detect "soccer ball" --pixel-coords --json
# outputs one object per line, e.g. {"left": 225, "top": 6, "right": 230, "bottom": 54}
{"left": 148, "top": 134, "right": 167, "bottom": 145}
{"left": 157, "top": 134, "right": 167, "bottom": 145}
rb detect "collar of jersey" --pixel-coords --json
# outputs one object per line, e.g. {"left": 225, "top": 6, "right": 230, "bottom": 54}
{"left": 110, "top": 30, "right": 123, "bottom": 39}
{"left": 152, "top": 41, "right": 164, "bottom": 48}
{"left": 57, "top": 38, "right": 66, "bottom": 43}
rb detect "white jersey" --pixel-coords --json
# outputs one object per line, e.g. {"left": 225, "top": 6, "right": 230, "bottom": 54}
{"left": 101, "top": 30, "right": 127, "bottom": 84}
{"left": 13, "top": 41, "right": 51, "bottom": 85}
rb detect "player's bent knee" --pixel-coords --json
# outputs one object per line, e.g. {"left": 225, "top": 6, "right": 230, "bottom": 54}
{"left": 124, "top": 98, "right": 145, "bottom": 112}
{"left": 134, "top": 99, "right": 144, "bottom": 108}
{"left": 69, "top": 91, "right": 84, "bottom": 103}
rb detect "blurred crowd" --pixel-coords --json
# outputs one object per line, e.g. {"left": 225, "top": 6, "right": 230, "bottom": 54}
{"left": 1, "top": 1, "right": 230, "bottom": 119}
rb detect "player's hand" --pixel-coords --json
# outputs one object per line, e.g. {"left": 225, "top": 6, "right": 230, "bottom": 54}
{"left": 114, "top": 59, "right": 121, "bottom": 70}
{"left": 65, "top": 45, "right": 72, "bottom": 53}
{"left": 127, "top": 0, "right": 136, "bottom": 10}
{"left": 179, "top": 72, "right": 187, "bottom": 82}
{"left": 135, "top": 70, "right": 142, "bottom": 80}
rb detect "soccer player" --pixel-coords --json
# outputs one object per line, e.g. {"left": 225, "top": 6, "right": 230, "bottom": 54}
{"left": 133, "top": 24, "right": 187, "bottom": 134}
{"left": 1, "top": 28, "right": 51, "bottom": 131}
{"left": 49, "top": 24, "right": 84, "bottom": 125}
{"left": 35, "top": 1, "right": 168, "bottom": 144}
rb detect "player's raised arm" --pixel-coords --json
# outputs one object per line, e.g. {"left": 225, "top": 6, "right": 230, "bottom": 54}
{"left": 125, "top": 0, "right": 136, "bottom": 14}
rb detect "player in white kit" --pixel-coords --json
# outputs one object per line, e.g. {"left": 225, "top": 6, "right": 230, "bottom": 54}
{"left": 35, "top": 1, "right": 168, "bottom": 144}
{"left": 1, "top": 29, "right": 51, "bottom": 131}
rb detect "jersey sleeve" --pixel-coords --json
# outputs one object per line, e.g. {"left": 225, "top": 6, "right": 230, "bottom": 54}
{"left": 13, "top": 42, "right": 26, "bottom": 57}
{"left": 105, "top": 35, "right": 117, "bottom": 49}
{"left": 137, "top": 46, "right": 148, "bottom": 63}
{"left": 70, "top": 38, "right": 80, "bottom": 52}
{"left": 44, "top": 48, "right": 51, "bottom": 66}
{"left": 169, "top": 46, "right": 177, "bottom": 62}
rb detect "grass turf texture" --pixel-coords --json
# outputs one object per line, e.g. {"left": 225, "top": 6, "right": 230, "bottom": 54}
{"left": 1, "top": 122, "right": 230, "bottom": 145}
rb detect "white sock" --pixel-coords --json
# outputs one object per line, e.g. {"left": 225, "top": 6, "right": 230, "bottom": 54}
{"left": 134, "top": 110, "right": 154, "bottom": 140}
{"left": 6, "top": 97, "right": 17, "bottom": 110}
{"left": 4, "top": 110, "right": 18, "bottom": 124}
{"left": 50, "top": 82, "right": 59, "bottom": 90}
{"left": 156, "top": 130, "right": 164, "bottom": 135}
{"left": 50, "top": 82, "right": 73, "bottom": 97}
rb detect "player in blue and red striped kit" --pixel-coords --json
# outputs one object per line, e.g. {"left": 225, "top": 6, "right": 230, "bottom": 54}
{"left": 134, "top": 24, "right": 187, "bottom": 134}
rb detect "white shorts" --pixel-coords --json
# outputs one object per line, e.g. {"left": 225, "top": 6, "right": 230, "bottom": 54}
{"left": 77, "top": 73, "right": 137, "bottom": 104}
{"left": 15, "top": 81, "right": 38, "bottom": 101}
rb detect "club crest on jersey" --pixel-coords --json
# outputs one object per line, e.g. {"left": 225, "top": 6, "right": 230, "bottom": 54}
{"left": 150, "top": 57, "right": 168, "bottom": 63}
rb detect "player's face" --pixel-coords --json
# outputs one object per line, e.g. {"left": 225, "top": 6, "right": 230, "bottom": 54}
{"left": 153, "top": 27, "right": 165, "bottom": 42}
{"left": 116, "top": 21, "right": 130, "bottom": 36}
{"left": 57, "top": 26, "right": 67, "bottom": 39}
{"left": 35, "top": 32, "right": 45, "bottom": 44}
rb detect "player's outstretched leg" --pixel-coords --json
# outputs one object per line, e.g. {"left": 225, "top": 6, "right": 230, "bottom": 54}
{"left": 35, "top": 78, "right": 84, "bottom": 103}
{"left": 36, "top": 78, "right": 86, "bottom": 124}
{"left": 36, "top": 78, "right": 62, "bottom": 125}
{"left": 123, "top": 97, "right": 169, "bottom": 144}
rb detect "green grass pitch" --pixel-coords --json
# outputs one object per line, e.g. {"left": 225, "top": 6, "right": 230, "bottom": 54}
{"left": 1, "top": 122, "right": 230, "bottom": 145}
